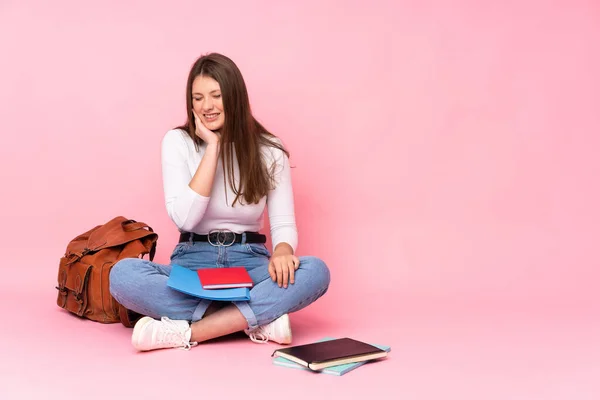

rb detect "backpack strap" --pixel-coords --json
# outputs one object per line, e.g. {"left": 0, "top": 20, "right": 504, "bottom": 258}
{"left": 123, "top": 221, "right": 151, "bottom": 232}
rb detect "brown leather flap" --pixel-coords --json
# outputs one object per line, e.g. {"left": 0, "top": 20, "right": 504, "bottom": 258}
{"left": 86, "top": 218, "right": 157, "bottom": 252}
{"left": 58, "top": 260, "right": 92, "bottom": 295}
{"left": 64, "top": 217, "right": 158, "bottom": 262}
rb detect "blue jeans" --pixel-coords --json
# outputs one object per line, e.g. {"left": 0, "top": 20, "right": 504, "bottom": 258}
{"left": 109, "top": 240, "right": 330, "bottom": 330}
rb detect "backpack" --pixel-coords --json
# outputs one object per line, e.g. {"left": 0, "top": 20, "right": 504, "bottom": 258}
{"left": 56, "top": 216, "right": 158, "bottom": 327}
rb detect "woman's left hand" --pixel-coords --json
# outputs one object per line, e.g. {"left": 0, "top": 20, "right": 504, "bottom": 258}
{"left": 269, "top": 249, "right": 300, "bottom": 289}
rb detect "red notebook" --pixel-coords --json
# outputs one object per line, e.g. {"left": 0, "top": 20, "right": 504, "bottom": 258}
{"left": 196, "top": 267, "right": 254, "bottom": 289}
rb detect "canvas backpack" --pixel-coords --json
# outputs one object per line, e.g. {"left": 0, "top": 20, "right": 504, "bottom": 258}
{"left": 56, "top": 216, "right": 158, "bottom": 327}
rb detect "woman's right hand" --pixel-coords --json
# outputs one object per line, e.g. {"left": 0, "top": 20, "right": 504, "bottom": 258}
{"left": 193, "top": 110, "right": 220, "bottom": 146}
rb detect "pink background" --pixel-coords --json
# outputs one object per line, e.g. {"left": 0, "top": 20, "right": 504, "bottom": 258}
{"left": 1, "top": 1, "right": 599, "bottom": 399}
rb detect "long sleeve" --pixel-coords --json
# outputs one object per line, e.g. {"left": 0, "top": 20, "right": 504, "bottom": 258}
{"left": 266, "top": 145, "right": 298, "bottom": 253}
{"left": 161, "top": 130, "right": 210, "bottom": 231}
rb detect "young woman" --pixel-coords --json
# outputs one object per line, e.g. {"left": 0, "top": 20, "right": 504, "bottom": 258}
{"left": 109, "top": 53, "right": 331, "bottom": 351}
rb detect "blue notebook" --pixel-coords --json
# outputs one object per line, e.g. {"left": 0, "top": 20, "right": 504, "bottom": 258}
{"left": 167, "top": 264, "right": 251, "bottom": 301}
{"left": 272, "top": 337, "right": 391, "bottom": 376}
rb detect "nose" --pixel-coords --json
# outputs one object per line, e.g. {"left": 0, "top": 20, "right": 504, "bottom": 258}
{"left": 202, "top": 97, "right": 213, "bottom": 111}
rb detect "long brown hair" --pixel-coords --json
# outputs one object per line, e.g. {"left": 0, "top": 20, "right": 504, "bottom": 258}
{"left": 175, "top": 53, "right": 290, "bottom": 206}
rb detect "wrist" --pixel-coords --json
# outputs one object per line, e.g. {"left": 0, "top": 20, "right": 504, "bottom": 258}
{"left": 206, "top": 140, "right": 220, "bottom": 150}
{"left": 273, "top": 242, "right": 294, "bottom": 256}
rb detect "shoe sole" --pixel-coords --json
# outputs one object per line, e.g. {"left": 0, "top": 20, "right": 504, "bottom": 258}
{"left": 131, "top": 316, "right": 154, "bottom": 350}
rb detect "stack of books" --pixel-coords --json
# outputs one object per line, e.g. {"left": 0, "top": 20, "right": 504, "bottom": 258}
{"left": 167, "top": 264, "right": 253, "bottom": 301}
{"left": 271, "top": 337, "right": 391, "bottom": 376}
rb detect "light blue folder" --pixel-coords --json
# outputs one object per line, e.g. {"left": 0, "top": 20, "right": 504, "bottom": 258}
{"left": 167, "top": 264, "right": 251, "bottom": 301}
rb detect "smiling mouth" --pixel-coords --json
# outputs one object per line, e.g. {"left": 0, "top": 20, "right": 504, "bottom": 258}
{"left": 204, "top": 113, "right": 220, "bottom": 121}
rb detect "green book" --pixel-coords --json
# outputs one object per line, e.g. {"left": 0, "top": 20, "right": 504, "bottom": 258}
{"left": 272, "top": 337, "right": 391, "bottom": 376}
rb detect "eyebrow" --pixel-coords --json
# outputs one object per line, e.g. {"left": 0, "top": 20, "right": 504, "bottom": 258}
{"left": 192, "top": 90, "right": 221, "bottom": 95}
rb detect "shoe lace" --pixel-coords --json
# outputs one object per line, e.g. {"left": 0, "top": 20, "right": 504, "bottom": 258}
{"left": 158, "top": 317, "right": 194, "bottom": 350}
{"left": 248, "top": 326, "right": 271, "bottom": 344}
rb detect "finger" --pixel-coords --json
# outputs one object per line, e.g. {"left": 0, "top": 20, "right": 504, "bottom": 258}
{"left": 276, "top": 262, "right": 284, "bottom": 287}
{"left": 293, "top": 256, "right": 300, "bottom": 269}
{"left": 192, "top": 111, "right": 204, "bottom": 129}
{"left": 281, "top": 263, "right": 289, "bottom": 288}
{"left": 288, "top": 259, "right": 296, "bottom": 285}
{"left": 268, "top": 261, "right": 276, "bottom": 281}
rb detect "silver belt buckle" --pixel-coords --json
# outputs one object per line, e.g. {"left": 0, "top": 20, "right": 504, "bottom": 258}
{"left": 208, "top": 229, "right": 236, "bottom": 247}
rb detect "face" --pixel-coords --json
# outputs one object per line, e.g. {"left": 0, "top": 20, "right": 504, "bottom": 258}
{"left": 191, "top": 75, "right": 225, "bottom": 131}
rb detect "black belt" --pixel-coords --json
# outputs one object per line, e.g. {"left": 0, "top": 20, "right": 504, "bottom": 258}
{"left": 179, "top": 231, "right": 266, "bottom": 245}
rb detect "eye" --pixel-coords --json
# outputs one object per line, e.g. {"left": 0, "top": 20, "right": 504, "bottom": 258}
{"left": 192, "top": 97, "right": 202, "bottom": 101}
{"left": 214, "top": 94, "right": 221, "bottom": 99}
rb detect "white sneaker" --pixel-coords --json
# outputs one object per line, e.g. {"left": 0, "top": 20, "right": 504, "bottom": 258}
{"left": 131, "top": 316, "right": 197, "bottom": 351}
{"left": 244, "top": 314, "right": 292, "bottom": 344}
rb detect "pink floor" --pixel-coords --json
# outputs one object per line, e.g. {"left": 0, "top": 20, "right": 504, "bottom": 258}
{"left": 1, "top": 262, "right": 598, "bottom": 400}
{"left": 2, "top": 1, "right": 599, "bottom": 399}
